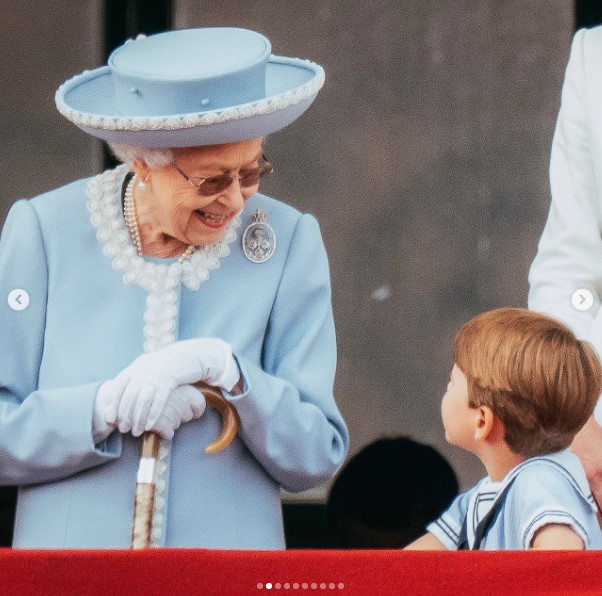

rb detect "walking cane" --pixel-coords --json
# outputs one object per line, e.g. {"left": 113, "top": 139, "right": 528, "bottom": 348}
{"left": 131, "top": 382, "right": 240, "bottom": 549}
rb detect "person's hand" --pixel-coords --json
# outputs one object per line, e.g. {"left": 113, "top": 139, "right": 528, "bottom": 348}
{"left": 147, "top": 384, "right": 206, "bottom": 440}
{"left": 105, "top": 338, "right": 240, "bottom": 435}
{"left": 571, "top": 416, "right": 602, "bottom": 527}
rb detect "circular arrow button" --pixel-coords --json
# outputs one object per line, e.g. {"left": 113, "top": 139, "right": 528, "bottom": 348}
{"left": 7, "top": 289, "right": 30, "bottom": 311}
{"left": 571, "top": 288, "right": 594, "bottom": 312}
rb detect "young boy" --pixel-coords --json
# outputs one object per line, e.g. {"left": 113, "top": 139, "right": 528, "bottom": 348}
{"left": 406, "top": 308, "right": 602, "bottom": 550}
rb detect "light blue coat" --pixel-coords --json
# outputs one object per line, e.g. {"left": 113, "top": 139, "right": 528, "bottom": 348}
{"left": 0, "top": 169, "right": 348, "bottom": 548}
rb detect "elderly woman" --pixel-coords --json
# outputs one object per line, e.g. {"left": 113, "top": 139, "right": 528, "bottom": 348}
{"left": 0, "top": 27, "right": 348, "bottom": 548}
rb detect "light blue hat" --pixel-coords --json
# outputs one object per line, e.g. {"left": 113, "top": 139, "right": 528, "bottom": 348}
{"left": 55, "top": 27, "right": 325, "bottom": 147}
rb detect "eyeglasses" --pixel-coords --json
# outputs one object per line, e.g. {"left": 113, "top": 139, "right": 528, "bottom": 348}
{"left": 171, "top": 154, "right": 273, "bottom": 197}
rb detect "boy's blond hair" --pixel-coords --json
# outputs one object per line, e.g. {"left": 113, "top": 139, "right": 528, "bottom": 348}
{"left": 454, "top": 308, "right": 602, "bottom": 458}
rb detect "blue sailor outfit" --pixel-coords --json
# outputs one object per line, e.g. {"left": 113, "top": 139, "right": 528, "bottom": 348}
{"left": 428, "top": 450, "right": 602, "bottom": 550}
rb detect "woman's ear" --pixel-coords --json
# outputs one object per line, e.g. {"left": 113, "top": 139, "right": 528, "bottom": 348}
{"left": 131, "top": 158, "right": 151, "bottom": 182}
{"left": 474, "top": 406, "right": 496, "bottom": 441}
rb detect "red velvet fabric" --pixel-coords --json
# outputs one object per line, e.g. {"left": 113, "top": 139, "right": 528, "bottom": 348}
{"left": 1, "top": 549, "right": 601, "bottom": 595}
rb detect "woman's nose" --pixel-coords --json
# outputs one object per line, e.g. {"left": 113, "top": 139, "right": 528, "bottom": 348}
{"left": 218, "top": 178, "right": 245, "bottom": 211}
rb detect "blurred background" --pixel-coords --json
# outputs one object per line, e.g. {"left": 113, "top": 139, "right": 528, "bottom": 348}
{"left": 1, "top": 0, "right": 600, "bottom": 546}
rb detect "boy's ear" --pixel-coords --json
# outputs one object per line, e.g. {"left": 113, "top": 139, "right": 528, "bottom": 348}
{"left": 474, "top": 406, "right": 497, "bottom": 441}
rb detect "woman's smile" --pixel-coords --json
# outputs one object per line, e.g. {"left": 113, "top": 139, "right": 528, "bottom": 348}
{"left": 194, "top": 208, "right": 230, "bottom": 228}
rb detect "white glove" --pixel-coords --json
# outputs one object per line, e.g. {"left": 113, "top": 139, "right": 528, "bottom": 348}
{"left": 147, "top": 384, "right": 206, "bottom": 440}
{"left": 105, "top": 338, "right": 240, "bottom": 435}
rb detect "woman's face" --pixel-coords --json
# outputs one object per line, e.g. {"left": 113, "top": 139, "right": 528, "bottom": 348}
{"left": 136, "top": 137, "right": 264, "bottom": 247}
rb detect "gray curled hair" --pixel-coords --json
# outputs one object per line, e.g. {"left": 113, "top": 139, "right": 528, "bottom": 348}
{"left": 108, "top": 143, "right": 175, "bottom": 169}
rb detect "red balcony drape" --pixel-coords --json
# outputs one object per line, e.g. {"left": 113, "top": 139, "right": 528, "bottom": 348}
{"left": 1, "top": 548, "right": 601, "bottom": 595}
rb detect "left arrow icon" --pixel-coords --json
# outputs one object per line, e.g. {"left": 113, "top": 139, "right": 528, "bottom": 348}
{"left": 8, "top": 289, "right": 29, "bottom": 311}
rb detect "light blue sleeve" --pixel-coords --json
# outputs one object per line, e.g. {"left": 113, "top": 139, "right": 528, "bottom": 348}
{"left": 226, "top": 213, "right": 349, "bottom": 492}
{"left": 0, "top": 200, "right": 120, "bottom": 486}
{"left": 508, "top": 465, "right": 595, "bottom": 549}
{"left": 427, "top": 487, "right": 473, "bottom": 550}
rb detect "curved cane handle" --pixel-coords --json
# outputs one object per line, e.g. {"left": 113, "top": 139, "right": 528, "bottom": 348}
{"left": 194, "top": 382, "right": 240, "bottom": 453}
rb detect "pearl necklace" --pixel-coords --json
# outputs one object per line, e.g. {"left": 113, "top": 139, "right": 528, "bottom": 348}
{"left": 124, "top": 175, "right": 196, "bottom": 263}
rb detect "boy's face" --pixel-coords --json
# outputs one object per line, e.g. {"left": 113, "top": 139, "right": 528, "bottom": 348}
{"left": 441, "top": 364, "right": 475, "bottom": 451}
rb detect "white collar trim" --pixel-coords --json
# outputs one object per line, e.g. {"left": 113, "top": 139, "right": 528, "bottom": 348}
{"left": 86, "top": 164, "right": 239, "bottom": 293}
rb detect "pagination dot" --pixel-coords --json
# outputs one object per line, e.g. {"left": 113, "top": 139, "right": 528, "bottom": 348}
{"left": 257, "top": 580, "right": 345, "bottom": 591}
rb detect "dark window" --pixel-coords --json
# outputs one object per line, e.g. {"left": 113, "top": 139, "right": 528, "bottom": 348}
{"left": 575, "top": 0, "right": 602, "bottom": 29}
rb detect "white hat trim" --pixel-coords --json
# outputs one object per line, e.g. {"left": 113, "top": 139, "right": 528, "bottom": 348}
{"left": 55, "top": 56, "right": 325, "bottom": 133}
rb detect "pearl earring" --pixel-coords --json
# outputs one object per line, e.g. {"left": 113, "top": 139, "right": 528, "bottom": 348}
{"left": 138, "top": 178, "right": 147, "bottom": 191}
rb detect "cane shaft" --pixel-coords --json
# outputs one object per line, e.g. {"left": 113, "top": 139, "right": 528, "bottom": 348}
{"left": 130, "top": 385, "right": 239, "bottom": 549}
{"left": 131, "top": 431, "right": 161, "bottom": 549}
